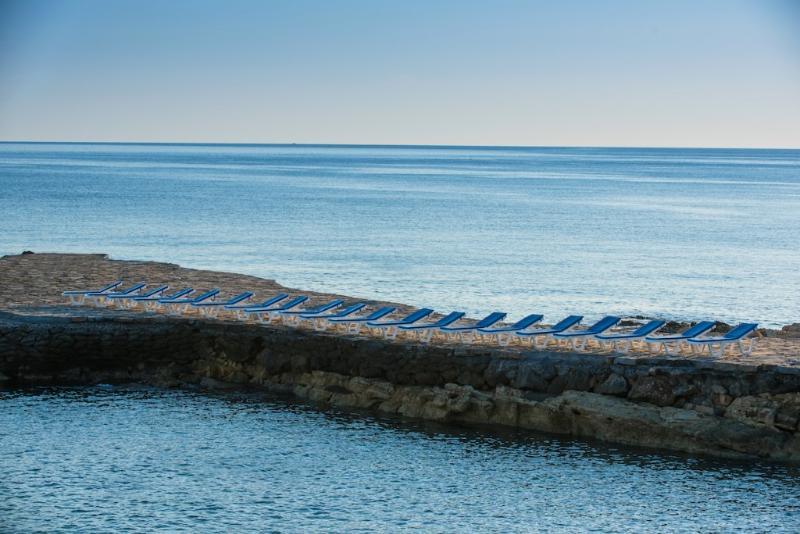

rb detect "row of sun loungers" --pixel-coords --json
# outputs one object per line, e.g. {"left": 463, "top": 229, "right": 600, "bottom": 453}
{"left": 62, "top": 281, "right": 760, "bottom": 357}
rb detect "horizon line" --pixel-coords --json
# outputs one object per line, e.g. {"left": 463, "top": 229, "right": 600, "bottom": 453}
{"left": 1, "top": 140, "right": 799, "bottom": 151}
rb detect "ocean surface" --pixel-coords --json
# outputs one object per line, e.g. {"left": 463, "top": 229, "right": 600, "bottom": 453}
{"left": 2, "top": 387, "right": 799, "bottom": 533}
{"left": 1, "top": 142, "right": 799, "bottom": 326}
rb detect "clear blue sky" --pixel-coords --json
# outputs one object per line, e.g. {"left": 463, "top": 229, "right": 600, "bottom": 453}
{"left": 1, "top": 0, "right": 798, "bottom": 147}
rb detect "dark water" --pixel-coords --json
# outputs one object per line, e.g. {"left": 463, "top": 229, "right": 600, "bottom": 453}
{"left": 1, "top": 387, "right": 799, "bottom": 532}
{"left": 2, "top": 143, "right": 799, "bottom": 327}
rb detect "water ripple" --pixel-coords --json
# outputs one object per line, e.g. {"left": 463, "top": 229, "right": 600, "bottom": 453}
{"left": 1, "top": 386, "right": 799, "bottom": 532}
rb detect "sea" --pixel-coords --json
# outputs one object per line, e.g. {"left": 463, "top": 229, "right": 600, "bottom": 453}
{"left": 1, "top": 387, "right": 799, "bottom": 533}
{"left": 1, "top": 142, "right": 798, "bottom": 327}
{"left": 2, "top": 143, "right": 800, "bottom": 531}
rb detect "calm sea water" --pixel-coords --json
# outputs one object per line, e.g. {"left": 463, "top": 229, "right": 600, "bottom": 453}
{"left": 1, "top": 387, "right": 799, "bottom": 533}
{"left": 1, "top": 142, "right": 798, "bottom": 326}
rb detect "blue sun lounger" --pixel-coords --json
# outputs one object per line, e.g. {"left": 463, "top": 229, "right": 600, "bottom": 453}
{"left": 63, "top": 280, "right": 124, "bottom": 305}
{"left": 192, "top": 291, "right": 254, "bottom": 318}
{"left": 687, "top": 322, "right": 759, "bottom": 358}
{"left": 594, "top": 319, "right": 666, "bottom": 353}
{"left": 106, "top": 284, "right": 169, "bottom": 308}
{"left": 277, "top": 299, "right": 344, "bottom": 325}
{"left": 438, "top": 312, "right": 507, "bottom": 343}
{"left": 552, "top": 316, "right": 621, "bottom": 350}
{"left": 398, "top": 311, "right": 466, "bottom": 342}
{"left": 225, "top": 293, "right": 289, "bottom": 320}
{"left": 298, "top": 302, "right": 367, "bottom": 329}
{"left": 644, "top": 321, "right": 715, "bottom": 354}
{"left": 241, "top": 295, "right": 309, "bottom": 324}
{"left": 514, "top": 315, "right": 584, "bottom": 348}
{"left": 367, "top": 308, "right": 434, "bottom": 338}
{"left": 134, "top": 287, "right": 194, "bottom": 311}
{"left": 86, "top": 282, "right": 147, "bottom": 306}
{"left": 477, "top": 314, "right": 544, "bottom": 346}
{"left": 302, "top": 303, "right": 366, "bottom": 320}
{"left": 160, "top": 288, "right": 220, "bottom": 315}
{"left": 325, "top": 306, "right": 397, "bottom": 333}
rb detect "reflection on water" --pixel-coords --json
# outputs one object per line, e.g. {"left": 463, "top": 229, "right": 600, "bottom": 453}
{"left": 1, "top": 386, "right": 799, "bottom": 532}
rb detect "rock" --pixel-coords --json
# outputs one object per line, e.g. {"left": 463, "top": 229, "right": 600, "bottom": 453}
{"left": 725, "top": 395, "right": 777, "bottom": 427}
{"left": 713, "top": 393, "right": 734, "bottom": 409}
{"left": 775, "top": 393, "right": 800, "bottom": 431}
{"left": 199, "top": 377, "right": 234, "bottom": 390}
{"left": 594, "top": 373, "right": 628, "bottom": 396}
{"left": 510, "top": 360, "right": 551, "bottom": 391}
{"left": 695, "top": 404, "right": 714, "bottom": 416}
{"left": 781, "top": 323, "right": 800, "bottom": 339}
{"left": 672, "top": 383, "right": 697, "bottom": 398}
{"left": 713, "top": 321, "right": 732, "bottom": 333}
{"left": 628, "top": 375, "right": 676, "bottom": 406}
{"left": 776, "top": 411, "right": 799, "bottom": 432}
{"left": 21, "top": 250, "right": 34, "bottom": 255}
{"left": 711, "top": 384, "right": 733, "bottom": 409}
{"left": 492, "top": 385, "right": 523, "bottom": 425}
{"left": 538, "top": 391, "right": 797, "bottom": 461}
{"left": 306, "top": 386, "right": 333, "bottom": 404}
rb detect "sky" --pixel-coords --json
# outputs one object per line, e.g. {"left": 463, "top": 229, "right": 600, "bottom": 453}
{"left": 0, "top": 0, "right": 799, "bottom": 147}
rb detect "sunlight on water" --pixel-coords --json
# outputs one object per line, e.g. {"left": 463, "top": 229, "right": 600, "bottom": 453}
{"left": 1, "top": 143, "right": 798, "bottom": 326}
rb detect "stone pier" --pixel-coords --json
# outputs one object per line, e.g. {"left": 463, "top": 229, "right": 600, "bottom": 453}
{"left": 2, "top": 252, "right": 800, "bottom": 462}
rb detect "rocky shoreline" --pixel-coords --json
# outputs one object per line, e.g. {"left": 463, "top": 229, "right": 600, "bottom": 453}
{"left": 1, "top": 252, "right": 800, "bottom": 463}
{"left": 2, "top": 307, "right": 800, "bottom": 462}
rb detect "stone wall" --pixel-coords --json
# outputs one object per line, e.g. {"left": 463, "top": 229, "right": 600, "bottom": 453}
{"left": 1, "top": 310, "right": 799, "bottom": 462}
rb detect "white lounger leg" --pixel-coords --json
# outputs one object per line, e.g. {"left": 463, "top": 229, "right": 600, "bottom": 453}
{"left": 738, "top": 338, "right": 757, "bottom": 356}
{"left": 536, "top": 336, "right": 551, "bottom": 350}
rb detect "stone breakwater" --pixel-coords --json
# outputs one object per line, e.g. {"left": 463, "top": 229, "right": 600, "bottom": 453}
{"left": 2, "top": 309, "right": 800, "bottom": 463}
{"left": 2, "top": 252, "right": 800, "bottom": 462}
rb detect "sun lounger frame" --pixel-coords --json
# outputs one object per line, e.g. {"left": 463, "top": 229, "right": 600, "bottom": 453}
{"left": 686, "top": 323, "right": 759, "bottom": 358}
